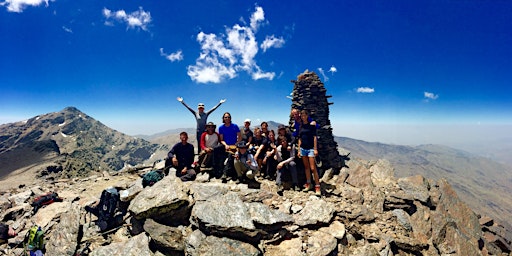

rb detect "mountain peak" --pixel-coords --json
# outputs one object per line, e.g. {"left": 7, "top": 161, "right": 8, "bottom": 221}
{"left": 0, "top": 108, "right": 162, "bottom": 181}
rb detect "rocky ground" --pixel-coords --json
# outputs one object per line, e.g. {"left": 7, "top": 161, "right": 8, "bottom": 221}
{"left": 1, "top": 156, "right": 511, "bottom": 255}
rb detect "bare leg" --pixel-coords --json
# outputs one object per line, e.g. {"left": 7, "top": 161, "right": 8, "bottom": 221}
{"left": 309, "top": 156, "right": 320, "bottom": 186}
{"left": 302, "top": 156, "right": 311, "bottom": 184}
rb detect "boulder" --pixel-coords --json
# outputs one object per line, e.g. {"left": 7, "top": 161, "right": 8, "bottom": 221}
{"left": 90, "top": 233, "right": 152, "bottom": 256}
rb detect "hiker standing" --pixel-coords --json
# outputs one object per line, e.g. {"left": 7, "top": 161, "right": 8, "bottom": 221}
{"left": 297, "top": 109, "right": 321, "bottom": 196}
{"left": 177, "top": 97, "right": 226, "bottom": 152}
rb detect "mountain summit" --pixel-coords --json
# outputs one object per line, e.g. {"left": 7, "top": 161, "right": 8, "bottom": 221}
{"left": 0, "top": 107, "right": 160, "bottom": 181}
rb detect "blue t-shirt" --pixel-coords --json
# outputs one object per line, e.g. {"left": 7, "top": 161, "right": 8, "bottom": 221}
{"left": 219, "top": 123, "right": 240, "bottom": 145}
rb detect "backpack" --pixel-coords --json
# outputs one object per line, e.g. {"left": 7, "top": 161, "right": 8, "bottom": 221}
{"left": 142, "top": 170, "right": 164, "bottom": 188}
{"left": 98, "top": 188, "right": 119, "bottom": 221}
{"left": 0, "top": 224, "right": 8, "bottom": 242}
{"left": 24, "top": 226, "right": 44, "bottom": 253}
{"left": 31, "top": 192, "right": 63, "bottom": 214}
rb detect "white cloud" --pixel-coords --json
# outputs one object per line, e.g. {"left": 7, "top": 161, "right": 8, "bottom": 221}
{"left": 424, "top": 91, "right": 439, "bottom": 100}
{"left": 62, "top": 26, "right": 72, "bottom": 33}
{"left": 250, "top": 6, "right": 265, "bottom": 31}
{"left": 160, "top": 48, "right": 183, "bottom": 62}
{"left": 187, "top": 5, "right": 279, "bottom": 84}
{"left": 103, "top": 7, "right": 151, "bottom": 31}
{"left": 316, "top": 65, "right": 338, "bottom": 82}
{"left": 317, "top": 68, "right": 328, "bottom": 82}
{"left": 260, "top": 35, "right": 285, "bottom": 52}
{"left": 357, "top": 87, "right": 375, "bottom": 93}
{"left": 1, "top": 0, "right": 50, "bottom": 13}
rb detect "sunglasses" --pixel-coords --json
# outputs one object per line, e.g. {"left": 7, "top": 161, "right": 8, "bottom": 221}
{"left": 224, "top": 116, "right": 231, "bottom": 119}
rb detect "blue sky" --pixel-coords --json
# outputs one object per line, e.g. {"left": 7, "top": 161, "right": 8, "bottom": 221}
{"left": 1, "top": 0, "right": 511, "bottom": 149}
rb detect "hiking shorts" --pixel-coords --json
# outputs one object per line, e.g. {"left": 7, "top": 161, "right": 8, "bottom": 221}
{"left": 300, "top": 148, "right": 315, "bottom": 157}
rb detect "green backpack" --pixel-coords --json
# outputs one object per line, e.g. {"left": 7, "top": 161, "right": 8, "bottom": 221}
{"left": 142, "top": 170, "right": 164, "bottom": 187}
{"left": 24, "top": 225, "right": 44, "bottom": 253}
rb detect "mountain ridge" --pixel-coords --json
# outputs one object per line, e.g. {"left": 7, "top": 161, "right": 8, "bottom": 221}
{"left": 1, "top": 108, "right": 511, "bottom": 232}
{"left": 0, "top": 107, "right": 163, "bottom": 183}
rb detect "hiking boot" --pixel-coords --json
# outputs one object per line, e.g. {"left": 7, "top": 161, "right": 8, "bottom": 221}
{"left": 277, "top": 184, "right": 284, "bottom": 196}
{"left": 315, "top": 185, "right": 321, "bottom": 196}
{"left": 221, "top": 174, "right": 228, "bottom": 183}
{"left": 302, "top": 183, "right": 312, "bottom": 192}
{"left": 246, "top": 170, "right": 254, "bottom": 180}
{"left": 292, "top": 184, "right": 300, "bottom": 191}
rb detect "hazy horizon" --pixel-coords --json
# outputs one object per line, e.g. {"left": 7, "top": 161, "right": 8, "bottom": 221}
{"left": 2, "top": 1, "right": 510, "bottom": 164}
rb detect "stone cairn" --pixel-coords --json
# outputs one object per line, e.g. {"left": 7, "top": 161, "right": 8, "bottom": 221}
{"left": 288, "top": 70, "right": 343, "bottom": 172}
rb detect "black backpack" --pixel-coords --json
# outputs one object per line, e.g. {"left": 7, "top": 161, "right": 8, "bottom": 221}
{"left": 84, "top": 187, "right": 121, "bottom": 232}
{"left": 98, "top": 188, "right": 119, "bottom": 223}
{"left": 31, "top": 192, "right": 63, "bottom": 214}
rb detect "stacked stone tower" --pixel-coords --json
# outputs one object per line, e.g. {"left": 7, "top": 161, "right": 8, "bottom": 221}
{"left": 288, "top": 70, "right": 342, "bottom": 171}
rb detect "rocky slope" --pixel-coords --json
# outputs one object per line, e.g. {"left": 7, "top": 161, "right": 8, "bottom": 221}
{"left": 1, "top": 157, "right": 510, "bottom": 255}
{"left": 336, "top": 136, "right": 512, "bottom": 233}
{"left": 0, "top": 107, "right": 163, "bottom": 185}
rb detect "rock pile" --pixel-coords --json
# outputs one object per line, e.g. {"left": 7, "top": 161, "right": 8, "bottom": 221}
{"left": 1, "top": 156, "right": 510, "bottom": 255}
{"left": 288, "top": 70, "right": 343, "bottom": 171}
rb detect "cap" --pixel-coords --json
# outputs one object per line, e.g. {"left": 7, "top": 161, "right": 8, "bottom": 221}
{"left": 244, "top": 118, "right": 251, "bottom": 123}
{"left": 206, "top": 122, "right": 216, "bottom": 128}
{"left": 236, "top": 141, "right": 248, "bottom": 148}
{"left": 198, "top": 103, "right": 205, "bottom": 108}
{"left": 278, "top": 124, "right": 286, "bottom": 130}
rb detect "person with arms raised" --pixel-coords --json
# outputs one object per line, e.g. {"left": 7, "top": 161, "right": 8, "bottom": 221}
{"left": 177, "top": 97, "right": 226, "bottom": 152}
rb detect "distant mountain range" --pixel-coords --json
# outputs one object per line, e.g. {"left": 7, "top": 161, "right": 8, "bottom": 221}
{"left": 1, "top": 107, "right": 511, "bottom": 231}
{"left": 335, "top": 136, "right": 512, "bottom": 231}
{"left": 0, "top": 107, "right": 163, "bottom": 179}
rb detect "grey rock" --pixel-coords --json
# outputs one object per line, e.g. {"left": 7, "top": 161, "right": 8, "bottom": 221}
{"left": 45, "top": 204, "right": 80, "bottom": 256}
{"left": 128, "top": 175, "right": 190, "bottom": 220}
{"left": 90, "top": 233, "right": 152, "bottom": 256}
{"left": 185, "top": 229, "right": 260, "bottom": 256}
{"left": 8, "top": 190, "right": 33, "bottom": 206}
{"left": 143, "top": 218, "right": 185, "bottom": 251}
{"left": 398, "top": 175, "right": 430, "bottom": 203}
{"left": 294, "top": 197, "right": 335, "bottom": 226}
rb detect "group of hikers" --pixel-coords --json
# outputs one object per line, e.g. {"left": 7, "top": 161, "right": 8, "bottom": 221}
{"left": 170, "top": 97, "right": 322, "bottom": 195}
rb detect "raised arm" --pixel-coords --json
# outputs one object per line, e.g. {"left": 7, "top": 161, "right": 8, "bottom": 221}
{"left": 177, "top": 97, "right": 196, "bottom": 115}
{"left": 206, "top": 99, "right": 226, "bottom": 115}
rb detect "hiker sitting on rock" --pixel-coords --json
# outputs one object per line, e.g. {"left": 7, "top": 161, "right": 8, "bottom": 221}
{"left": 199, "top": 122, "right": 224, "bottom": 176}
{"left": 251, "top": 127, "right": 267, "bottom": 175}
{"left": 233, "top": 141, "right": 258, "bottom": 184}
{"left": 275, "top": 135, "right": 300, "bottom": 194}
{"left": 0, "top": 223, "right": 16, "bottom": 244}
{"left": 218, "top": 112, "right": 241, "bottom": 181}
{"left": 241, "top": 119, "right": 253, "bottom": 147}
{"left": 165, "top": 132, "right": 196, "bottom": 182}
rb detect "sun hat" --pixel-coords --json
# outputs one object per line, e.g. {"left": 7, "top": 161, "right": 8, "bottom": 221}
{"left": 244, "top": 118, "right": 251, "bottom": 123}
{"left": 206, "top": 122, "right": 216, "bottom": 128}
{"left": 278, "top": 124, "right": 286, "bottom": 130}
{"left": 198, "top": 103, "right": 205, "bottom": 108}
{"left": 236, "top": 141, "right": 248, "bottom": 148}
